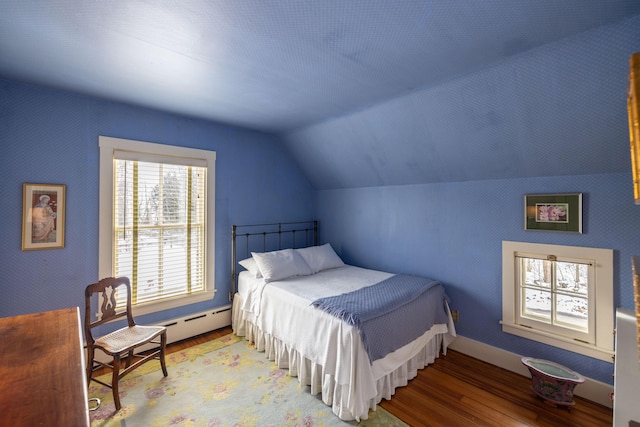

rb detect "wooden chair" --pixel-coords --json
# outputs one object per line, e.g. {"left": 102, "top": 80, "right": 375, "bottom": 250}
{"left": 84, "top": 276, "right": 168, "bottom": 410}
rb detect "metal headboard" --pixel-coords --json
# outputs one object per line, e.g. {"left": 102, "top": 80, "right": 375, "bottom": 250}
{"left": 230, "top": 220, "right": 318, "bottom": 301}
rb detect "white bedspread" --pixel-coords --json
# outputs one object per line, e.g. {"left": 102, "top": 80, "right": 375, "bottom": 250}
{"left": 233, "top": 265, "right": 456, "bottom": 421}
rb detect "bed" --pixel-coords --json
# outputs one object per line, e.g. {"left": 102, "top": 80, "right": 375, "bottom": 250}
{"left": 230, "top": 221, "right": 456, "bottom": 421}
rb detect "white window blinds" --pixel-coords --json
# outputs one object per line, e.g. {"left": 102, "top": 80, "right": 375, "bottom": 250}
{"left": 113, "top": 154, "right": 206, "bottom": 305}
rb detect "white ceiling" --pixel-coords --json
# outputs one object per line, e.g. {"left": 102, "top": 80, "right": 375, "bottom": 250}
{"left": 1, "top": 1, "right": 639, "bottom": 133}
{"left": 2, "top": 1, "right": 640, "bottom": 189}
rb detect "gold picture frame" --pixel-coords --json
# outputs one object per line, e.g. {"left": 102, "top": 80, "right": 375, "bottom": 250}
{"left": 22, "top": 183, "right": 66, "bottom": 250}
{"left": 628, "top": 52, "right": 640, "bottom": 204}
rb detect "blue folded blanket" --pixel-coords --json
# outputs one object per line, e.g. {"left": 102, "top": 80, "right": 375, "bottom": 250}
{"left": 312, "top": 274, "right": 449, "bottom": 362}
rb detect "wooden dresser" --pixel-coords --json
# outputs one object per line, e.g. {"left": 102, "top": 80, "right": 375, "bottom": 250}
{"left": 0, "top": 307, "right": 90, "bottom": 426}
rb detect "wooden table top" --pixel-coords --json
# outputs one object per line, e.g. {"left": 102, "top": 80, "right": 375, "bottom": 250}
{"left": 0, "top": 307, "right": 90, "bottom": 426}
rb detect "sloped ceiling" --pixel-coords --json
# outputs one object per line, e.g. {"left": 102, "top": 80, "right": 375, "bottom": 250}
{"left": 1, "top": 1, "right": 640, "bottom": 189}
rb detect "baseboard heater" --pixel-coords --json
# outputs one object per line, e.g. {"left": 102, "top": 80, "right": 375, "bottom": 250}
{"left": 158, "top": 304, "right": 232, "bottom": 344}
{"left": 91, "top": 304, "right": 232, "bottom": 365}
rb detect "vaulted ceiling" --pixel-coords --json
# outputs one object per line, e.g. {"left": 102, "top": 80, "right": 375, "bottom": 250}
{"left": 2, "top": 1, "right": 640, "bottom": 189}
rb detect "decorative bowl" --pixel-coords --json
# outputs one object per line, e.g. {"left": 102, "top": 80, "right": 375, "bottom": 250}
{"left": 521, "top": 357, "right": 585, "bottom": 406}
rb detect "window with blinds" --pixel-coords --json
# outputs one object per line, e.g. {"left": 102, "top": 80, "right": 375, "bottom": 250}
{"left": 113, "top": 157, "right": 206, "bottom": 305}
{"left": 501, "top": 241, "right": 614, "bottom": 362}
{"left": 99, "top": 136, "right": 216, "bottom": 315}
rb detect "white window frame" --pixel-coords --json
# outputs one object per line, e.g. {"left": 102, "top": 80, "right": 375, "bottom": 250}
{"left": 99, "top": 136, "right": 216, "bottom": 316}
{"left": 501, "top": 241, "right": 614, "bottom": 362}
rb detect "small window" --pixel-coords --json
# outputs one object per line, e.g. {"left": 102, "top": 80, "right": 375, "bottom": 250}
{"left": 99, "top": 136, "right": 216, "bottom": 316}
{"left": 502, "top": 241, "right": 613, "bottom": 362}
{"left": 516, "top": 255, "right": 593, "bottom": 342}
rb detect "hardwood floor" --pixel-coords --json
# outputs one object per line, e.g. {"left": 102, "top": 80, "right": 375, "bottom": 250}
{"left": 96, "top": 326, "right": 613, "bottom": 426}
{"left": 378, "top": 348, "right": 612, "bottom": 427}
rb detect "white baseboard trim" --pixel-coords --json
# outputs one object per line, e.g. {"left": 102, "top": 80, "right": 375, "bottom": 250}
{"left": 448, "top": 335, "right": 613, "bottom": 409}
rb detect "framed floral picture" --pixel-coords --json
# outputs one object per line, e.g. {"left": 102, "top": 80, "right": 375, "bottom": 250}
{"left": 22, "top": 183, "right": 66, "bottom": 250}
{"left": 524, "top": 193, "right": 582, "bottom": 233}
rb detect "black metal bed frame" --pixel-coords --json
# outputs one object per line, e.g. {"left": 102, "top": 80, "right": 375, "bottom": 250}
{"left": 230, "top": 220, "right": 318, "bottom": 300}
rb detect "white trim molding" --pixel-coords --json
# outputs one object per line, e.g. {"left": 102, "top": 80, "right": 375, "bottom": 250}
{"left": 501, "top": 241, "right": 614, "bottom": 362}
{"left": 98, "top": 136, "right": 217, "bottom": 316}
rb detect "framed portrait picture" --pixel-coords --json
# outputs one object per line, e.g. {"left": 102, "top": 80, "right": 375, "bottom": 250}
{"left": 22, "top": 183, "right": 66, "bottom": 250}
{"left": 524, "top": 193, "right": 582, "bottom": 233}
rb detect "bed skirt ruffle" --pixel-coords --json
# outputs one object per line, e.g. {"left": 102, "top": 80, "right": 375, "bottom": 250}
{"left": 232, "top": 293, "right": 451, "bottom": 421}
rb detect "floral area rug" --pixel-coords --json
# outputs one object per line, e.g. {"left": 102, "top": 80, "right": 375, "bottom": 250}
{"left": 89, "top": 334, "right": 408, "bottom": 427}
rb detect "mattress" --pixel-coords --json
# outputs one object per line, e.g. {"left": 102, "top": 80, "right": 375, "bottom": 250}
{"left": 232, "top": 265, "right": 456, "bottom": 421}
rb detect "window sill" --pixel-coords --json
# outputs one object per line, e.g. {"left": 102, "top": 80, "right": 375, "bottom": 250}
{"left": 501, "top": 321, "right": 614, "bottom": 363}
{"left": 131, "top": 289, "right": 216, "bottom": 317}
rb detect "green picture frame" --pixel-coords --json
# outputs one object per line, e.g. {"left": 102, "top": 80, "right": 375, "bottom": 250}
{"left": 524, "top": 193, "right": 582, "bottom": 233}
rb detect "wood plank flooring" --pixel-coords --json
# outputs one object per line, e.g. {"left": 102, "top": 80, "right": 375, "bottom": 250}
{"left": 378, "top": 347, "right": 612, "bottom": 427}
{"left": 95, "top": 326, "right": 613, "bottom": 426}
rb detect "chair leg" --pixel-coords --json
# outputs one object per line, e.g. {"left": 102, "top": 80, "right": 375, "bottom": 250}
{"left": 160, "top": 331, "right": 168, "bottom": 377}
{"left": 112, "top": 355, "right": 122, "bottom": 411}
{"left": 126, "top": 350, "right": 134, "bottom": 369}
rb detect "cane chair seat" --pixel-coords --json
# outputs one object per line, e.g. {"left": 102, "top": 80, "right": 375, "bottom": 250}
{"left": 94, "top": 325, "right": 166, "bottom": 354}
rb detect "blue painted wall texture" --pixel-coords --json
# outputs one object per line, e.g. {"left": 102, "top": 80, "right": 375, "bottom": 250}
{"left": 0, "top": 79, "right": 314, "bottom": 325}
{"left": 316, "top": 175, "right": 640, "bottom": 384}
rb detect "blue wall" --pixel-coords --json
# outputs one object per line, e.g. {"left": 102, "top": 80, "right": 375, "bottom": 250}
{"left": 0, "top": 79, "right": 314, "bottom": 324}
{"left": 2, "top": 76, "right": 639, "bottom": 387}
{"left": 316, "top": 174, "right": 640, "bottom": 384}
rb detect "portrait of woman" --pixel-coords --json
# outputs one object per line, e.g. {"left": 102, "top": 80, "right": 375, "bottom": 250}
{"left": 31, "top": 194, "right": 57, "bottom": 242}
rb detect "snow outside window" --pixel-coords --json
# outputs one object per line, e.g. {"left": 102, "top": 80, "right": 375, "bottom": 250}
{"left": 501, "top": 241, "right": 614, "bottom": 362}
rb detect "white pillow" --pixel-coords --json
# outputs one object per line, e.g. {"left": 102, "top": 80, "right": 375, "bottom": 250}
{"left": 238, "top": 257, "right": 262, "bottom": 278}
{"left": 295, "top": 243, "right": 344, "bottom": 274}
{"left": 251, "top": 249, "right": 313, "bottom": 283}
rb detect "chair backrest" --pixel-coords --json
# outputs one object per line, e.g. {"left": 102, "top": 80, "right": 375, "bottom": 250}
{"left": 84, "top": 276, "right": 135, "bottom": 345}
